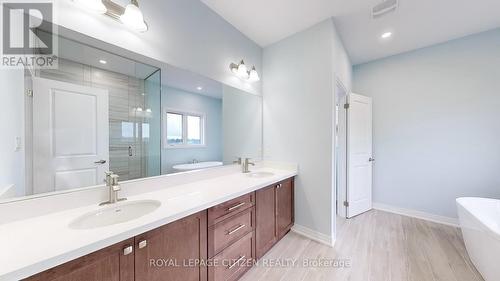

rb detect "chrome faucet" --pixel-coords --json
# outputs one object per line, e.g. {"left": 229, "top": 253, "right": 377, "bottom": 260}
{"left": 233, "top": 157, "right": 242, "bottom": 165}
{"left": 100, "top": 172, "right": 126, "bottom": 206}
{"left": 242, "top": 158, "right": 255, "bottom": 173}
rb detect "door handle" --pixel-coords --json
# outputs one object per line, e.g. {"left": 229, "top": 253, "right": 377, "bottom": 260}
{"left": 369, "top": 158, "right": 375, "bottom": 162}
{"left": 94, "top": 160, "right": 107, "bottom": 164}
{"left": 228, "top": 255, "right": 246, "bottom": 269}
{"left": 227, "top": 202, "right": 245, "bottom": 211}
{"left": 123, "top": 245, "right": 133, "bottom": 256}
{"left": 138, "top": 239, "right": 147, "bottom": 249}
{"left": 227, "top": 224, "right": 246, "bottom": 235}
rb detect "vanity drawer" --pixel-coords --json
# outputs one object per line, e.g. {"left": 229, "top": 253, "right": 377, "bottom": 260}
{"left": 208, "top": 207, "right": 255, "bottom": 257}
{"left": 208, "top": 192, "right": 255, "bottom": 226}
{"left": 209, "top": 231, "right": 255, "bottom": 281}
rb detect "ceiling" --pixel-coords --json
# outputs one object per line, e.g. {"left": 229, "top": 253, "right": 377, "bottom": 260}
{"left": 201, "top": 0, "right": 500, "bottom": 65}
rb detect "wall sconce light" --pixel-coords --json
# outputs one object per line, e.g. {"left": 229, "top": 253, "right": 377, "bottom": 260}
{"left": 73, "top": 0, "right": 148, "bottom": 32}
{"left": 230, "top": 60, "right": 260, "bottom": 82}
{"left": 120, "top": 0, "right": 148, "bottom": 32}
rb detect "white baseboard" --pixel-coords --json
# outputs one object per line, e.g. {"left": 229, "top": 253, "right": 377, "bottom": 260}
{"left": 373, "top": 202, "right": 459, "bottom": 227}
{"left": 291, "top": 224, "right": 335, "bottom": 247}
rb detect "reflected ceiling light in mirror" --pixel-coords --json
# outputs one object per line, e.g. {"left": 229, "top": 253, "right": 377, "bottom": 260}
{"left": 74, "top": 0, "right": 107, "bottom": 14}
{"left": 99, "top": 59, "right": 107, "bottom": 64}
{"left": 196, "top": 86, "right": 203, "bottom": 91}
{"left": 120, "top": 0, "right": 148, "bottom": 32}
{"left": 229, "top": 60, "right": 260, "bottom": 82}
{"left": 381, "top": 31, "right": 393, "bottom": 39}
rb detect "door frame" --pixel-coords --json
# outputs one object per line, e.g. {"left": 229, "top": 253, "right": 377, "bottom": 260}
{"left": 334, "top": 79, "right": 348, "bottom": 220}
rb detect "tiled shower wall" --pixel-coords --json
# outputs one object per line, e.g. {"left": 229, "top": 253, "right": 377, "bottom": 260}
{"left": 39, "top": 59, "right": 149, "bottom": 181}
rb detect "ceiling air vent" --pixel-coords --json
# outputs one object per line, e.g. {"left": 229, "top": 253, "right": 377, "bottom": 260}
{"left": 372, "top": 0, "right": 398, "bottom": 18}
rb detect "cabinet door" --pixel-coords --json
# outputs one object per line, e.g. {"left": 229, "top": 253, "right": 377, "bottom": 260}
{"left": 276, "top": 178, "right": 294, "bottom": 239}
{"left": 25, "top": 239, "right": 135, "bottom": 281}
{"left": 134, "top": 211, "right": 208, "bottom": 281}
{"left": 255, "top": 185, "right": 277, "bottom": 259}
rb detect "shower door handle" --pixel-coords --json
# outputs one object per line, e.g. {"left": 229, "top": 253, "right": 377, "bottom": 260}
{"left": 128, "top": 146, "right": 133, "bottom": 157}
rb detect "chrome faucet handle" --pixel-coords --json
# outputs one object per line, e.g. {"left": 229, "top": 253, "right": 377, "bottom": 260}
{"left": 111, "top": 174, "right": 121, "bottom": 191}
{"left": 104, "top": 171, "right": 114, "bottom": 183}
{"left": 242, "top": 158, "right": 255, "bottom": 173}
{"left": 110, "top": 174, "right": 119, "bottom": 185}
{"left": 233, "top": 157, "right": 242, "bottom": 165}
{"left": 100, "top": 172, "right": 125, "bottom": 205}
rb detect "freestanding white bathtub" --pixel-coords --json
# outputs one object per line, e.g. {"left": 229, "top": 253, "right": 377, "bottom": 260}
{"left": 456, "top": 197, "right": 500, "bottom": 281}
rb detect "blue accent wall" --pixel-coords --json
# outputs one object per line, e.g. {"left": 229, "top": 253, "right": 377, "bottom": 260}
{"left": 353, "top": 28, "right": 500, "bottom": 218}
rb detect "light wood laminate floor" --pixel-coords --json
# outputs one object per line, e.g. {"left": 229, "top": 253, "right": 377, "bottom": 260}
{"left": 240, "top": 210, "right": 483, "bottom": 281}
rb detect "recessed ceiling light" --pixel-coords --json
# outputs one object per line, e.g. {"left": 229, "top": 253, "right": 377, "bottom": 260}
{"left": 99, "top": 59, "right": 107, "bottom": 64}
{"left": 197, "top": 86, "right": 203, "bottom": 91}
{"left": 381, "top": 32, "right": 393, "bottom": 39}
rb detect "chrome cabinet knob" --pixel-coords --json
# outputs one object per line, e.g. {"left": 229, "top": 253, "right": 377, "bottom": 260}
{"left": 94, "top": 160, "right": 107, "bottom": 164}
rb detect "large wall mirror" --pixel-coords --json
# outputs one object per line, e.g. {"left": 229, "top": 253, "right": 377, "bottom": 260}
{"left": 0, "top": 25, "right": 262, "bottom": 203}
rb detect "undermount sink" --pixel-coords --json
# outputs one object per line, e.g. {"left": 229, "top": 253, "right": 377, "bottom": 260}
{"left": 247, "top": 171, "right": 275, "bottom": 178}
{"left": 69, "top": 200, "right": 161, "bottom": 230}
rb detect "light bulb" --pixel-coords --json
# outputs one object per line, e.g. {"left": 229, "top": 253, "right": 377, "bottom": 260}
{"left": 145, "top": 108, "right": 152, "bottom": 113}
{"left": 381, "top": 32, "right": 392, "bottom": 39}
{"left": 248, "top": 66, "right": 260, "bottom": 82}
{"left": 136, "top": 107, "right": 143, "bottom": 112}
{"left": 75, "top": 0, "right": 107, "bottom": 14}
{"left": 231, "top": 65, "right": 238, "bottom": 74}
{"left": 120, "top": 1, "right": 148, "bottom": 32}
{"left": 237, "top": 60, "right": 248, "bottom": 78}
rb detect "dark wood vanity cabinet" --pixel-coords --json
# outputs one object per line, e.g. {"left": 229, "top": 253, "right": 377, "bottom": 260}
{"left": 276, "top": 178, "right": 294, "bottom": 239}
{"left": 26, "top": 211, "right": 207, "bottom": 281}
{"left": 134, "top": 211, "right": 208, "bottom": 281}
{"left": 26, "top": 177, "right": 294, "bottom": 281}
{"left": 255, "top": 178, "right": 294, "bottom": 259}
{"left": 25, "top": 238, "right": 136, "bottom": 281}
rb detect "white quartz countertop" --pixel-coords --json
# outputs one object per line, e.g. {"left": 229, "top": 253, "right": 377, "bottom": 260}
{"left": 0, "top": 166, "right": 297, "bottom": 281}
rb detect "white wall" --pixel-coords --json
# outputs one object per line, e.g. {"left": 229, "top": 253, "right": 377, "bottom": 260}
{"left": 54, "top": 0, "right": 262, "bottom": 95}
{"left": 263, "top": 18, "right": 352, "bottom": 240}
{"left": 353, "top": 28, "right": 500, "bottom": 218}
{"left": 0, "top": 69, "right": 25, "bottom": 197}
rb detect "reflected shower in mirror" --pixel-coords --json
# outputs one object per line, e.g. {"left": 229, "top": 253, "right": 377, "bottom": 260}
{"left": 27, "top": 31, "right": 162, "bottom": 196}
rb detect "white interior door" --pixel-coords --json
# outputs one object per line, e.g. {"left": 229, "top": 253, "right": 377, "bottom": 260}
{"left": 346, "top": 93, "right": 373, "bottom": 218}
{"left": 33, "top": 77, "right": 109, "bottom": 194}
